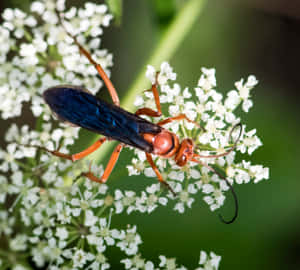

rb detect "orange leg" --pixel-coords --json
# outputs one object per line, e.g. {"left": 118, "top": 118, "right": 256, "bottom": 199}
{"left": 145, "top": 153, "right": 176, "bottom": 196}
{"left": 57, "top": 12, "right": 120, "bottom": 106}
{"left": 27, "top": 137, "right": 106, "bottom": 162}
{"left": 135, "top": 73, "right": 162, "bottom": 117}
{"left": 82, "top": 143, "right": 123, "bottom": 183}
{"left": 71, "top": 138, "right": 107, "bottom": 161}
{"left": 157, "top": 114, "right": 202, "bottom": 129}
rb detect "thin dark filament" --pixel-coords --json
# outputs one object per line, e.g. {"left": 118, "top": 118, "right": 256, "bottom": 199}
{"left": 195, "top": 123, "right": 243, "bottom": 159}
{"left": 191, "top": 158, "right": 238, "bottom": 224}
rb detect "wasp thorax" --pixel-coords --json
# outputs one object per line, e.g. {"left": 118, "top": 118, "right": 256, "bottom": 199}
{"left": 143, "top": 130, "right": 179, "bottom": 157}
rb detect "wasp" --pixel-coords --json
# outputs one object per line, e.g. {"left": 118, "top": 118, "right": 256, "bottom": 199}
{"left": 34, "top": 12, "right": 242, "bottom": 224}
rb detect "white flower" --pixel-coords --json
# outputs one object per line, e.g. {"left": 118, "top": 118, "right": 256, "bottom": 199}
{"left": 87, "top": 253, "right": 110, "bottom": 270}
{"left": 0, "top": 210, "right": 15, "bottom": 236}
{"left": 56, "top": 227, "right": 69, "bottom": 240}
{"left": 159, "top": 255, "right": 186, "bottom": 270}
{"left": 117, "top": 225, "right": 142, "bottom": 255}
{"left": 20, "top": 44, "right": 38, "bottom": 65}
{"left": 114, "top": 189, "right": 137, "bottom": 214}
{"left": 158, "top": 61, "right": 177, "bottom": 84}
{"left": 196, "top": 251, "right": 221, "bottom": 270}
{"left": 238, "top": 128, "right": 262, "bottom": 155}
{"left": 10, "top": 234, "right": 28, "bottom": 251}
{"left": 89, "top": 217, "right": 119, "bottom": 247}
{"left": 72, "top": 249, "right": 90, "bottom": 268}
{"left": 126, "top": 151, "right": 147, "bottom": 176}
{"left": 121, "top": 254, "right": 154, "bottom": 270}
{"left": 225, "top": 75, "right": 258, "bottom": 113}
{"left": 129, "top": 64, "right": 269, "bottom": 215}
{"left": 146, "top": 65, "right": 156, "bottom": 84}
{"left": 174, "top": 188, "right": 195, "bottom": 213}
{"left": 31, "top": 1, "right": 45, "bottom": 14}
{"left": 249, "top": 164, "right": 269, "bottom": 183}
{"left": 198, "top": 67, "right": 216, "bottom": 90}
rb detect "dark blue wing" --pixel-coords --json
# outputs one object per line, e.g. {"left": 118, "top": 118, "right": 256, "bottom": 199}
{"left": 43, "top": 85, "right": 161, "bottom": 152}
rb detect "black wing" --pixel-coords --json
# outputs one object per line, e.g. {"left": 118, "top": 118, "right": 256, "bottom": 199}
{"left": 43, "top": 85, "right": 162, "bottom": 152}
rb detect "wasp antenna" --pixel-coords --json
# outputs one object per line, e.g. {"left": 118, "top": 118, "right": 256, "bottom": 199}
{"left": 194, "top": 123, "right": 243, "bottom": 159}
{"left": 206, "top": 164, "right": 238, "bottom": 224}
{"left": 55, "top": 8, "right": 73, "bottom": 37}
{"left": 190, "top": 158, "right": 238, "bottom": 224}
{"left": 217, "top": 175, "right": 238, "bottom": 224}
{"left": 229, "top": 123, "right": 243, "bottom": 148}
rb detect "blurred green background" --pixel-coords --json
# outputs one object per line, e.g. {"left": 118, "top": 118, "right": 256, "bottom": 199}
{"left": 1, "top": 0, "right": 300, "bottom": 269}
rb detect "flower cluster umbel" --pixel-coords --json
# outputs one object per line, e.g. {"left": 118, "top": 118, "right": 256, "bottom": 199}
{"left": 127, "top": 63, "right": 269, "bottom": 213}
{"left": 0, "top": 0, "right": 236, "bottom": 269}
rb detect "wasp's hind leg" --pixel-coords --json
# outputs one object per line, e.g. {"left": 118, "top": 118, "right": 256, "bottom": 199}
{"left": 82, "top": 143, "right": 123, "bottom": 183}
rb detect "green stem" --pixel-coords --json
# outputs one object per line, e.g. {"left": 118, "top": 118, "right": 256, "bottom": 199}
{"left": 14, "top": 160, "right": 32, "bottom": 171}
{"left": 87, "top": 0, "right": 207, "bottom": 164}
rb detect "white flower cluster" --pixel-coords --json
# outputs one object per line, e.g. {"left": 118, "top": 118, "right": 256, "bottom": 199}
{"left": 23, "top": 181, "right": 144, "bottom": 269}
{"left": 0, "top": 0, "right": 268, "bottom": 269}
{"left": 1, "top": 164, "right": 220, "bottom": 269}
{"left": 128, "top": 62, "right": 269, "bottom": 212}
{"left": 0, "top": 0, "right": 149, "bottom": 268}
{"left": 0, "top": 0, "right": 112, "bottom": 120}
{"left": 121, "top": 250, "right": 221, "bottom": 270}
{"left": 0, "top": 0, "right": 112, "bottom": 215}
